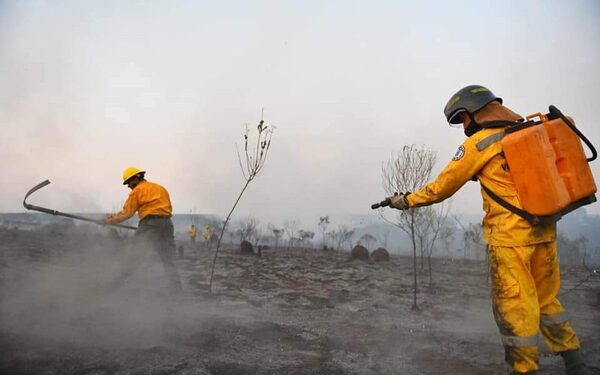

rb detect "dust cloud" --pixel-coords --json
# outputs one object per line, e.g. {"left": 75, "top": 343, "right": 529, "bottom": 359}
{"left": 0, "top": 228, "right": 257, "bottom": 351}
{"left": 1, "top": 225, "right": 599, "bottom": 374}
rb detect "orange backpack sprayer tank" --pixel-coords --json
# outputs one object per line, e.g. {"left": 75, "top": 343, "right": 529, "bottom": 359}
{"left": 480, "top": 106, "right": 597, "bottom": 225}
{"left": 544, "top": 113, "right": 597, "bottom": 202}
{"left": 501, "top": 123, "right": 571, "bottom": 215}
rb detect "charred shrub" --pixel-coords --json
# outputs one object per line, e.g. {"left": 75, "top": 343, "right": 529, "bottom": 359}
{"left": 351, "top": 245, "right": 369, "bottom": 261}
{"left": 240, "top": 240, "right": 253, "bottom": 254}
{"left": 371, "top": 247, "right": 390, "bottom": 262}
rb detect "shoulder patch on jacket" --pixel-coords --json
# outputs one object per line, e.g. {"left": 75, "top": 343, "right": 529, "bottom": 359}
{"left": 452, "top": 145, "right": 465, "bottom": 161}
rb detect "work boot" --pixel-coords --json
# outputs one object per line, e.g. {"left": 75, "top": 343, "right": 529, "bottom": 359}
{"left": 561, "top": 349, "right": 591, "bottom": 375}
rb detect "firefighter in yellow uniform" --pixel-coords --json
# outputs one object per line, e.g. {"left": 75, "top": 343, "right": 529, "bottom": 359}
{"left": 104, "top": 167, "right": 182, "bottom": 293}
{"left": 203, "top": 225, "right": 213, "bottom": 250}
{"left": 188, "top": 224, "right": 197, "bottom": 246}
{"left": 389, "top": 86, "right": 589, "bottom": 375}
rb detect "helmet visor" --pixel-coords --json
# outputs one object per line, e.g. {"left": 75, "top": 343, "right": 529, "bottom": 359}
{"left": 448, "top": 109, "right": 467, "bottom": 126}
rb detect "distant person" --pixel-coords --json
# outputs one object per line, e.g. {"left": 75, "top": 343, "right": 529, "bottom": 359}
{"left": 103, "top": 167, "right": 182, "bottom": 293}
{"left": 188, "top": 224, "right": 197, "bottom": 244}
{"left": 188, "top": 224, "right": 197, "bottom": 249}
{"left": 203, "top": 225, "right": 213, "bottom": 250}
{"left": 387, "top": 86, "right": 589, "bottom": 375}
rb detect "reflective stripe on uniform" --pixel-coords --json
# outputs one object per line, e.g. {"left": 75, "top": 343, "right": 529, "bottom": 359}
{"left": 501, "top": 334, "right": 539, "bottom": 347}
{"left": 541, "top": 312, "right": 568, "bottom": 326}
{"left": 476, "top": 132, "right": 505, "bottom": 151}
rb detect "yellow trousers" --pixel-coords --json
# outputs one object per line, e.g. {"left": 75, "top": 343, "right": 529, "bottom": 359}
{"left": 488, "top": 242, "right": 580, "bottom": 373}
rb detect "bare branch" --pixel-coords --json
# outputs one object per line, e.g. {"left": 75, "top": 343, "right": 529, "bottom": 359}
{"left": 380, "top": 144, "right": 437, "bottom": 311}
{"left": 209, "top": 111, "right": 276, "bottom": 293}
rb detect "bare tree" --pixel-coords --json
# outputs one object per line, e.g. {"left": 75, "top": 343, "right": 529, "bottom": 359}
{"left": 455, "top": 218, "right": 484, "bottom": 261}
{"left": 466, "top": 223, "right": 484, "bottom": 259}
{"left": 343, "top": 229, "right": 355, "bottom": 251}
{"left": 267, "top": 223, "right": 284, "bottom": 248}
{"left": 318, "top": 216, "right": 330, "bottom": 249}
{"left": 438, "top": 218, "right": 456, "bottom": 262}
{"left": 283, "top": 219, "right": 300, "bottom": 249}
{"left": 577, "top": 234, "right": 589, "bottom": 266}
{"left": 379, "top": 226, "right": 392, "bottom": 250}
{"left": 360, "top": 233, "right": 376, "bottom": 251}
{"left": 273, "top": 228, "right": 283, "bottom": 248}
{"left": 557, "top": 232, "right": 585, "bottom": 265}
{"left": 235, "top": 217, "right": 260, "bottom": 243}
{"left": 455, "top": 217, "right": 487, "bottom": 282}
{"left": 420, "top": 202, "right": 452, "bottom": 287}
{"left": 454, "top": 216, "right": 471, "bottom": 261}
{"left": 224, "top": 226, "right": 234, "bottom": 244}
{"left": 209, "top": 112, "right": 275, "bottom": 293}
{"left": 334, "top": 225, "right": 354, "bottom": 251}
{"left": 298, "top": 230, "right": 315, "bottom": 249}
{"left": 380, "top": 145, "right": 436, "bottom": 311}
{"left": 413, "top": 207, "right": 433, "bottom": 270}
{"left": 328, "top": 230, "right": 340, "bottom": 251}
{"left": 252, "top": 220, "right": 263, "bottom": 248}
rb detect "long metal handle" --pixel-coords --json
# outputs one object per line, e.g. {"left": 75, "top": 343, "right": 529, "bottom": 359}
{"left": 23, "top": 180, "right": 137, "bottom": 230}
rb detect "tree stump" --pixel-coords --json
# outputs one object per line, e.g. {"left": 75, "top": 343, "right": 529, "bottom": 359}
{"left": 371, "top": 247, "right": 390, "bottom": 262}
{"left": 351, "top": 245, "right": 369, "bottom": 261}
{"left": 240, "top": 240, "right": 253, "bottom": 254}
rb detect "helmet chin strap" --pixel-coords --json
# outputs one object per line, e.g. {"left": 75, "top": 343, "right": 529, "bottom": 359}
{"left": 464, "top": 112, "right": 482, "bottom": 137}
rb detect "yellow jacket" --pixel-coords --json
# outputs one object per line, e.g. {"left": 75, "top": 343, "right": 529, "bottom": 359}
{"left": 188, "top": 226, "right": 197, "bottom": 238}
{"left": 406, "top": 102, "right": 555, "bottom": 246}
{"left": 107, "top": 180, "right": 172, "bottom": 223}
{"left": 203, "top": 226, "right": 213, "bottom": 241}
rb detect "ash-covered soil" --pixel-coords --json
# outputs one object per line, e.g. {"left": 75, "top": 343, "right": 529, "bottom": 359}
{"left": 0, "top": 227, "right": 599, "bottom": 374}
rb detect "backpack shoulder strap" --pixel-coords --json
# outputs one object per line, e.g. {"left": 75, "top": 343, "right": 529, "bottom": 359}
{"left": 479, "top": 182, "right": 560, "bottom": 225}
{"left": 476, "top": 131, "right": 506, "bottom": 152}
{"left": 476, "top": 119, "right": 534, "bottom": 151}
{"left": 480, "top": 120, "right": 520, "bottom": 129}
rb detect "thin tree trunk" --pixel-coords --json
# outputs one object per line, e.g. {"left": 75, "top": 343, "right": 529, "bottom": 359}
{"left": 209, "top": 179, "right": 251, "bottom": 293}
{"left": 411, "top": 212, "right": 419, "bottom": 310}
{"left": 485, "top": 245, "right": 490, "bottom": 285}
{"left": 420, "top": 241, "right": 424, "bottom": 270}
{"left": 427, "top": 255, "right": 432, "bottom": 287}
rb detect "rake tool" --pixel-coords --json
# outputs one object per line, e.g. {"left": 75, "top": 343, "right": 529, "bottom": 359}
{"left": 23, "top": 180, "right": 137, "bottom": 230}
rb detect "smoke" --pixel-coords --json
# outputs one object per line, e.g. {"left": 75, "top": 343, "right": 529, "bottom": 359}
{"left": 0, "top": 229, "right": 257, "bottom": 350}
{"left": 1, "top": 0, "right": 599, "bottom": 220}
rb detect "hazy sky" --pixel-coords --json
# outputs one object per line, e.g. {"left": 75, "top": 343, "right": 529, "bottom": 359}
{"left": 1, "top": 0, "right": 599, "bottom": 227}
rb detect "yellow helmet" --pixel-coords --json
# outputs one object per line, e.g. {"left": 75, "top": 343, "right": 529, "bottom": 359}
{"left": 122, "top": 167, "right": 145, "bottom": 184}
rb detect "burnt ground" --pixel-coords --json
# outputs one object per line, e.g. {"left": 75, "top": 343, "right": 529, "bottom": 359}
{"left": 0, "top": 227, "right": 599, "bottom": 374}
